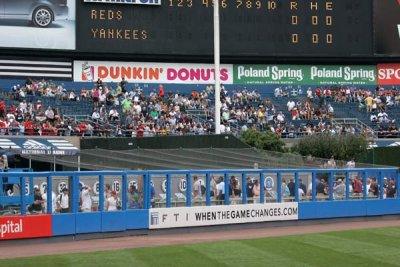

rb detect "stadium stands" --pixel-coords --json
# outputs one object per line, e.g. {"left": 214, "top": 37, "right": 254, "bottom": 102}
{"left": 0, "top": 79, "right": 398, "bottom": 138}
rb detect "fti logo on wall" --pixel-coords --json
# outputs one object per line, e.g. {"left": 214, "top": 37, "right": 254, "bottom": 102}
{"left": 83, "top": 0, "right": 161, "bottom": 5}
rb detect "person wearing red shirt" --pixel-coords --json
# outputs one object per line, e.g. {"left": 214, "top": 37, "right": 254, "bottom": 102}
{"left": 41, "top": 122, "right": 51, "bottom": 135}
{"left": 8, "top": 105, "right": 16, "bottom": 115}
{"left": 352, "top": 176, "right": 363, "bottom": 197}
{"left": 315, "top": 87, "right": 322, "bottom": 98}
{"left": 24, "top": 119, "right": 34, "bottom": 136}
{"left": 78, "top": 122, "right": 87, "bottom": 137}
{"left": 0, "top": 100, "right": 6, "bottom": 118}
{"left": 0, "top": 119, "right": 7, "bottom": 135}
{"left": 158, "top": 84, "right": 164, "bottom": 99}
{"left": 136, "top": 122, "right": 144, "bottom": 138}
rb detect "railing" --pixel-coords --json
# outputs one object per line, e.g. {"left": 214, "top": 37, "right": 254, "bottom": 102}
{"left": 331, "top": 118, "right": 376, "bottom": 138}
{"left": 0, "top": 167, "right": 399, "bottom": 239}
{"left": 1, "top": 168, "right": 398, "bottom": 214}
{"left": 62, "top": 115, "right": 92, "bottom": 123}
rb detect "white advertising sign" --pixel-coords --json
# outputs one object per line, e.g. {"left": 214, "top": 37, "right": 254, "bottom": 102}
{"left": 149, "top": 203, "right": 298, "bottom": 229}
{"left": 73, "top": 61, "right": 234, "bottom": 84}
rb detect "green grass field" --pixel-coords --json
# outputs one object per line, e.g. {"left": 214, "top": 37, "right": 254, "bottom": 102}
{"left": 2, "top": 227, "right": 400, "bottom": 267}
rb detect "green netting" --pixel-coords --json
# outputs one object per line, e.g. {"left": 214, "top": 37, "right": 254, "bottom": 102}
{"left": 23, "top": 147, "right": 382, "bottom": 171}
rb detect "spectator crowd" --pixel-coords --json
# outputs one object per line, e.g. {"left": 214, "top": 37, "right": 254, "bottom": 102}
{"left": 0, "top": 78, "right": 397, "bottom": 138}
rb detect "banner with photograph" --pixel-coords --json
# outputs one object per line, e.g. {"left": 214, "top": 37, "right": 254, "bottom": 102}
{"left": 0, "top": 0, "right": 75, "bottom": 50}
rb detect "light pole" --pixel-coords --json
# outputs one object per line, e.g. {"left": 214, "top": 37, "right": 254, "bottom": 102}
{"left": 214, "top": 0, "right": 221, "bottom": 134}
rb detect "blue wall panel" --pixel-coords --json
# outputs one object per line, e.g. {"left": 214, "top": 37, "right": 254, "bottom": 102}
{"left": 366, "top": 199, "right": 400, "bottom": 216}
{"left": 299, "top": 201, "right": 367, "bottom": 220}
{"left": 75, "top": 212, "right": 102, "bottom": 234}
{"left": 101, "top": 212, "right": 127, "bottom": 232}
{"left": 125, "top": 210, "right": 149, "bottom": 230}
{"left": 52, "top": 214, "right": 76, "bottom": 236}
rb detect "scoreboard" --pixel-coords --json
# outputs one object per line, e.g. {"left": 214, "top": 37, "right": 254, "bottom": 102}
{"left": 76, "top": 0, "right": 376, "bottom": 57}
{"left": 0, "top": 0, "right": 398, "bottom": 61}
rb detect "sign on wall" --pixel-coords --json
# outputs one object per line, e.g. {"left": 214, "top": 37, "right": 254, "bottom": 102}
{"left": 73, "top": 61, "right": 233, "bottom": 84}
{"left": 377, "top": 64, "right": 400, "bottom": 85}
{"left": 233, "top": 65, "right": 377, "bottom": 85}
{"left": 0, "top": 138, "right": 79, "bottom": 156}
{"left": 0, "top": 215, "right": 52, "bottom": 240}
{"left": 149, "top": 203, "right": 298, "bottom": 229}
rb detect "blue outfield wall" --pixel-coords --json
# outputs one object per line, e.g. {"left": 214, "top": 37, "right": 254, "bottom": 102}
{"left": 299, "top": 199, "right": 400, "bottom": 220}
{"left": 52, "top": 210, "right": 148, "bottom": 236}
{"left": 0, "top": 168, "right": 399, "bottom": 239}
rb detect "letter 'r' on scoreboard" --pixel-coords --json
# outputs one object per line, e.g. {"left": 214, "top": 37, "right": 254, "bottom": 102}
{"left": 83, "top": 0, "right": 161, "bottom": 5}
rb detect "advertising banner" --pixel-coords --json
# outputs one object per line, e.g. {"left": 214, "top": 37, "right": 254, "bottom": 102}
{"left": 0, "top": 0, "right": 75, "bottom": 50}
{"left": 233, "top": 65, "right": 376, "bottom": 86}
{"left": 234, "top": 65, "right": 307, "bottom": 85}
{"left": 0, "top": 215, "right": 52, "bottom": 240}
{"left": 0, "top": 138, "right": 80, "bottom": 156}
{"left": 149, "top": 203, "right": 298, "bottom": 229}
{"left": 73, "top": 61, "right": 234, "bottom": 84}
{"left": 377, "top": 64, "right": 400, "bottom": 85}
{"left": 308, "top": 65, "right": 376, "bottom": 85}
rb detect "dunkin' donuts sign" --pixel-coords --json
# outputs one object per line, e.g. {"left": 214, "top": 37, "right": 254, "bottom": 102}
{"left": 74, "top": 61, "right": 233, "bottom": 84}
{"left": 377, "top": 64, "right": 400, "bottom": 85}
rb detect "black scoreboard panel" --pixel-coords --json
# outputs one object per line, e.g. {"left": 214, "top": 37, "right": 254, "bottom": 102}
{"left": 76, "top": 0, "right": 373, "bottom": 58}
{"left": 374, "top": 0, "right": 400, "bottom": 56}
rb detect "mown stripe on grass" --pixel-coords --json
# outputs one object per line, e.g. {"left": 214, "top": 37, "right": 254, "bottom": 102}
{"left": 187, "top": 239, "right": 300, "bottom": 267}
{"left": 325, "top": 228, "right": 400, "bottom": 249}
{"left": 0, "top": 249, "right": 149, "bottom": 267}
{"left": 294, "top": 232, "right": 400, "bottom": 266}
{"left": 242, "top": 236, "right": 370, "bottom": 267}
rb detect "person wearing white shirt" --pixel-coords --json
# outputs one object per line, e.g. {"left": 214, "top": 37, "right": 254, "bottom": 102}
{"left": 80, "top": 186, "right": 92, "bottom": 212}
{"left": 276, "top": 112, "right": 285, "bottom": 123}
{"left": 307, "top": 182, "right": 313, "bottom": 196}
{"left": 287, "top": 100, "right": 296, "bottom": 111}
{"left": 274, "top": 87, "right": 281, "bottom": 97}
{"left": 307, "top": 87, "right": 313, "bottom": 99}
{"left": 42, "top": 191, "right": 57, "bottom": 213}
{"left": 109, "top": 108, "right": 120, "bottom": 121}
{"left": 216, "top": 177, "right": 225, "bottom": 203}
{"left": 219, "top": 124, "right": 226, "bottom": 134}
{"left": 105, "top": 191, "right": 119, "bottom": 211}
{"left": 298, "top": 187, "right": 305, "bottom": 200}
{"left": 56, "top": 188, "right": 69, "bottom": 213}
{"left": 92, "top": 109, "right": 100, "bottom": 121}
{"left": 346, "top": 159, "right": 355, "bottom": 168}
